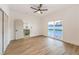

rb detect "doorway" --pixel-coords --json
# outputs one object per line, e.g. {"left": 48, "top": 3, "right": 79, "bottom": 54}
{"left": 48, "top": 20, "right": 63, "bottom": 40}
{"left": 14, "top": 19, "right": 24, "bottom": 40}
{"left": 14, "top": 20, "right": 31, "bottom": 40}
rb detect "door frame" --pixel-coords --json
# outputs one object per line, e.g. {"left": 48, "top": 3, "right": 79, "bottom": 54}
{"left": 14, "top": 19, "right": 24, "bottom": 40}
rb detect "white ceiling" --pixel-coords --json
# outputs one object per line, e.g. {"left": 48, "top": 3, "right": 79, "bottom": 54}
{"left": 8, "top": 4, "right": 72, "bottom": 15}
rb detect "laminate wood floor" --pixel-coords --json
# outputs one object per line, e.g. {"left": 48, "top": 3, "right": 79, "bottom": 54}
{"left": 4, "top": 36, "right": 79, "bottom": 55}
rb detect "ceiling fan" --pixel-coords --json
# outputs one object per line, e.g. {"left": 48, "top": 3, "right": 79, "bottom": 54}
{"left": 31, "top": 4, "right": 48, "bottom": 14}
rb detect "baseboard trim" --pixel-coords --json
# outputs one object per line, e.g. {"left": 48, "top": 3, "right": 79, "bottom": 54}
{"left": 12, "top": 35, "right": 44, "bottom": 40}
{"left": 30, "top": 35, "right": 44, "bottom": 38}
{"left": 46, "top": 36, "right": 79, "bottom": 47}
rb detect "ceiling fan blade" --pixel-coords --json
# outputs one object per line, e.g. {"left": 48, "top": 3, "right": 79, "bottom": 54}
{"left": 34, "top": 11, "right": 43, "bottom": 14}
{"left": 31, "top": 7, "right": 38, "bottom": 10}
{"left": 34, "top": 10, "right": 38, "bottom": 13}
{"left": 40, "top": 9, "right": 48, "bottom": 11}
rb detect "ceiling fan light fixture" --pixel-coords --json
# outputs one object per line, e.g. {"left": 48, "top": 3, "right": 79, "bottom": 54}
{"left": 37, "top": 11, "right": 41, "bottom": 14}
{"left": 31, "top": 4, "right": 48, "bottom": 14}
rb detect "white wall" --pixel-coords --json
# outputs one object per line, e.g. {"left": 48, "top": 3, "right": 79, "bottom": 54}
{"left": 10, "top": 10, "right": 42, "bottom": 39}
{"left": 42, "top": 5, "right": 79, "bottom": 46}
{"left": 41, "top": 15, "right": 55, "bottom": 36}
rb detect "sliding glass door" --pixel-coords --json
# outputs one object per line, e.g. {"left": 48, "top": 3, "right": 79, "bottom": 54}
{"left": 48, "top": 20, "right": 63, "bottom": 40}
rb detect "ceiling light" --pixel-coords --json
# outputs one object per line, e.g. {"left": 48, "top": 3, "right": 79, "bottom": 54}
{"left": 37, "top": 11, "right": 41, "bottom": 14}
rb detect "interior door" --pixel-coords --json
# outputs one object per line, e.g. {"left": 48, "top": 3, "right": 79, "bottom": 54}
{"left": 0, "top": 9, "right": 3, "bottom": 54}
{"left": 15, "top": 20, "right": 24, "bottom": 39}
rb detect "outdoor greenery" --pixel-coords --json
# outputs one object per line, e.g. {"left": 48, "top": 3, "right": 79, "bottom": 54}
{"left": 48, "top": 29, "right": 62, "bottom": 31}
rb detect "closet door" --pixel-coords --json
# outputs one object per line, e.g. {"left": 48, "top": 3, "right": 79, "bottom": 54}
{"left": 0, "top": 9, "right": 3, "bottom": 54}
{"left": 4, "top": 13, "right": 8, "bottom": 51}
